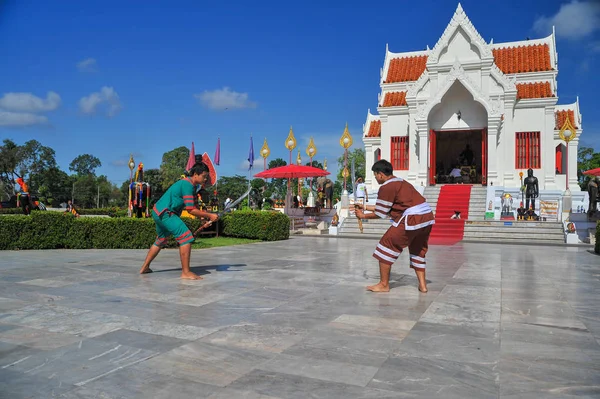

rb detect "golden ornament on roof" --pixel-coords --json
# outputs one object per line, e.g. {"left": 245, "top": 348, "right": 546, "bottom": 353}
{"left": 296, "top": 150, "right": 302, "bottom": 165}
{"left": 260, "top": 138, "right": 270, "bottom": 159}
{"left": 558, "top": 115, "right": 577, "bottom": 143}
{"left": 339, "top": 123, "right": 353, "bottom": 149}
{"left": 285, "top": 126, "right": 297, "bottom": 151}
{"left": 306, "top": 137, "right": 317, "bottom": 158}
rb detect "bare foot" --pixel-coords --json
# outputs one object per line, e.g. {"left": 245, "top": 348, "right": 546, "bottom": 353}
{"left": 139, "top": 267, "right": 153, "bottom": 274}
{"left": 181, "top": 272, "right": 203, "bottom": 280}
{"left": 418, "top": 286, "right": 428, "bottom": 293}
{"left": 366, "top": 282, "right": 390, "bottom": 292}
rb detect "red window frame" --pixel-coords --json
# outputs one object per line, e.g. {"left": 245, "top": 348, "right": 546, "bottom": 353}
{"left": 391, "top": 136, "right": 409, "bottom": 170}
{"left": 515, "top": 132, "right": 541, "bottom": 169}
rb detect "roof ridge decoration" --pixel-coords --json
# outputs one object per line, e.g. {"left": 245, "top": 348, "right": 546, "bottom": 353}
{"left": 407, "top": 71, "right": 430, "bottom": 98}
{"left": 490, "top": 62, "right": 517, "bottom": 92}
{"left": 428, "top": 3, "right": 492, "bottom": 65}
{"left": 416, "top": 58, "right": 500, "bottom": 120}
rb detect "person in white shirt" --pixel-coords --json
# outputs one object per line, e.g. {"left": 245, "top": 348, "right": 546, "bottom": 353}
{"left": 355, "top": 177, "right": 368, "bottom": 203}
{"left": 450, "top": 166, "right": 462, "bottom": 183}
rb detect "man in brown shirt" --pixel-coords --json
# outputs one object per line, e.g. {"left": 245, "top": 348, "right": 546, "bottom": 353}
{"left": 355, "top": 160, "right": 435, "bottom": 293}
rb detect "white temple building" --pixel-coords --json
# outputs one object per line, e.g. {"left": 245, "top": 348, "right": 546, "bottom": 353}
{"left": 362, "top": 3, "right": 583, "bottom": 193}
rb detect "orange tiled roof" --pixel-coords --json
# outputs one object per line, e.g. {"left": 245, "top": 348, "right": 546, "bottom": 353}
{"left": 385, "top": 55, "right": 428, "bottom": 83}
{"left": 555, "top": 110, "right": 577, "bottom": 130}
{"left": 492, "top": 44, "right": 552, "bottom": 74}
{"left": 366, "top": 120, "right": 381, "bottom": 138}
{"left": 382, "top": 91, "right": 408, "bottom": 107}
{"left": 516, "top": 82, "right": 554, "bottom": 99}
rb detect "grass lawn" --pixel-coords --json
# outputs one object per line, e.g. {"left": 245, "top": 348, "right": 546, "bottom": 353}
{"left": 192, "top": 236, "right": 260, "bottom": 249}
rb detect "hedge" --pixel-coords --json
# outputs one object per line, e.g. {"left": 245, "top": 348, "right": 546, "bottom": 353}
{"left": 222, "top": 210, "right": 290, "bottom": 241}
{"left": 0, "top": 207, "right": 128, "bottom": 217}
{"left": 0, "top": 210, "right": 289, "bottom": 250}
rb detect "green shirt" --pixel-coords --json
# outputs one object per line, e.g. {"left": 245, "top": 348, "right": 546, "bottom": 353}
{"left": 153, "top": 178, "right": 196, "bottom": 217}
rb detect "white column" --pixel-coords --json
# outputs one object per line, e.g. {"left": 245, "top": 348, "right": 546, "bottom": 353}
{"left": 416, "top": 120, "right": 428, "bottom": 185}
{"left": 364, "top": 141, "right": 374, "bottom": 188}
{"left": 543, "top": 106, "right": 558, "bottom": 190}
{"left": 567, "top": 138, "right": 579, "bottom": 191}
{"left": 487, "top": 116, "right": 501, "bottom": 186}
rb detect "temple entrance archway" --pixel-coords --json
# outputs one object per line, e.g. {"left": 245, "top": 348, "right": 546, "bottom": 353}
{"left": 427, "top": 81, "right": 488, "bottom": 185}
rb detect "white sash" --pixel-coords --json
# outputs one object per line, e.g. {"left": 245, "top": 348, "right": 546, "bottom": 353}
{"left": 392, "top": 202, "right": 435, "bottom": 230}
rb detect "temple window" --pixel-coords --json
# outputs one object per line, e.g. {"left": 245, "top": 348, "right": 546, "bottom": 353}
{"left": 515, "top": 131, "right": 541, "bottom": 169}
{"left": 391, "top": 136, "right": 409, "bottom": 170}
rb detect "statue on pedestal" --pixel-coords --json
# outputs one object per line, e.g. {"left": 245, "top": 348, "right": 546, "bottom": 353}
{"left": 588, "top": 177, "right": 599, "bottom": 215}
{"left": 524, "top": 168, "right": 539, "bottom": 211}
{"left": 501, "top": 193, "right": 514, "bottom": 219}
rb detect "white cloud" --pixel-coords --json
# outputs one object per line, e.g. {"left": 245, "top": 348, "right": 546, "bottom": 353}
{"left": 0, "top": 91, "right": 61, "bottom": 112}
{"left": 238, "top": 158, "right": 264, "bottom": 172}
{"left": 79, "top": 86, "right": 122, "bottom": 117}
{"left": 533, "top": 1, "right": 600, "bottom": 39}
{"left": 591, "top": 41, "right": 600, "bottom": 52}
{"left": 0, "top": 111, "right": 48, "bottom": 127}
{"left": 195, "top": 87, "right": 257, "bottom": 111}
{"left": 77, "top": 58, "right": 98, "bottom": 72}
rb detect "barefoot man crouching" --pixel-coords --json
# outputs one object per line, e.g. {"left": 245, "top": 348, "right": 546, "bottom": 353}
{"left": 139, "top": 162, "right": 218, "bottom": 280}
{"left": 355, "top": 159, "right": 435, "bottom": 293}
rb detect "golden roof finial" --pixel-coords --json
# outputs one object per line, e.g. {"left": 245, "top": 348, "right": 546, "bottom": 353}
{"left": 260, "top": 138, "right": 270, "bottom": 159}
{"left": 340, "top": 122, "right": 353, "bottom": 149}
{"left": 559, "top": 113, "right": 577, "bottom": 143}
{"left": 306, "top": 137, "right": 317, "bottom": 158}
{"left": 285, "top": 126, "right": 297, "bottom": 151}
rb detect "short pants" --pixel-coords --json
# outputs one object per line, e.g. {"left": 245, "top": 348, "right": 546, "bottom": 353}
{"left": 152, "top": 211, "right": 195, "bottom": 247}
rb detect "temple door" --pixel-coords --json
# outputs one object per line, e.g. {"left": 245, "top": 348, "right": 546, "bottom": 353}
{"left": 481, "top": 128, "right": 488, "bottom": 185}
{"left": 429, "top": 129, "right": 436, "bottom": 186}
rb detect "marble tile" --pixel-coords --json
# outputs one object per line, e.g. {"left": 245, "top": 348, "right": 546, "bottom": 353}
{"left": 0, "top": 325, "right": 81, "bottom": 349}
{"left": 200, "top": 324, "right": 309, "bottom": 353}
{"left": 369, "top": 356, "right": 498, "bottom": 398}
{"left": 256, "top": 353, "right": 379, "bottom": 386}
{"left": 91, "top": 328, "right": 190, "bottom": 351}
{"left": 59, "top": 367, "right": 220, "bottom": 398}
{"left": 229, "top": 369, "right": 400, "bottom": 399}
{"left": 135, "top": 341, "right": 274, "bottom": 387}
{"left": 0, "top": 239, "right": 598, "bottom": 397}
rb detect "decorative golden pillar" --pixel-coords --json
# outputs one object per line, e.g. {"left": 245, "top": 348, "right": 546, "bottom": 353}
{"left": 306, "top": 137, "right": 317, "bottom": 191}
{"left": 340, "top": 123, "right": 353, "bottom": 193}
{"left": 559, "top": 116, "right": 577, "bottom": 192}
{"left": 260, "top": 138, "right": 270, "bottom": 173}
{"left": 127, "top": 154, "right": 135, "bottom": 217}
{"left": 285, "top": 126, "right": 297, "bottom": 208}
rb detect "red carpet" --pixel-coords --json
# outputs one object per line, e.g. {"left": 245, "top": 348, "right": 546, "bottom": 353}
{"left": 429, "top": 185, "right": 472, "bottom": 245}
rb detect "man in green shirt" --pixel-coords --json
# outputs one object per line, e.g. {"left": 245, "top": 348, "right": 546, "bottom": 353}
{"left": 139, "top": 162, "right": 218, "bottom": 280}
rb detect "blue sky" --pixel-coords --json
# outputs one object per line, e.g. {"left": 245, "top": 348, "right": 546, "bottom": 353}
{"left": 1, "top": 0, "right": 599, "bottom": 185}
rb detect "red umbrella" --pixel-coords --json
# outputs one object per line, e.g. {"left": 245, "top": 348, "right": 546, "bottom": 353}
{"left": 583, "top": 168, "right": 600, "bottom": 176}
{"left": 254, "top": 164, "right": 330, "bottom": 179}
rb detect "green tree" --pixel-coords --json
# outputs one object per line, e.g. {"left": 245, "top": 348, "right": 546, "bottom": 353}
{"left": 143, "top": 168, "right": 164, "bottom": 202}
{"left": 217, "top": 175, "right": 249, "bottom": 208}
{"left": 336, "top": 148, "right": 365, "bottom": 193}
{"left": 72, "top": 174, "right": 97, "bottom": 208}
{"left": 37, "top": 167, "right": 72, "bottom": 206}
{"left": 578, "top": 146, "right": 600, "bottom": 189}
{"left": 160, "top": 146, "right": 188, "bottom": 188}
{"left": 69, "top": 154, "right": 102, "bottom": 176}
{"left": 0, "top": 139, "right": 58, "bottom": 197}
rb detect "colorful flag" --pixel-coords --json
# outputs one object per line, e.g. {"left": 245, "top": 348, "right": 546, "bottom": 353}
{"left": 185, "top": 142, "right": 195, "bottom": 171}
{"left": 214, "top": 137, "right": 221, "bottom": 166}
{"left": 248, "top": 135, "right": 254, "bottom": 170}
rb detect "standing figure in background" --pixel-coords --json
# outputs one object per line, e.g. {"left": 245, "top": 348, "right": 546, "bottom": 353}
{"left": 355, "top": 177, "right": 369, "bottom": 204}
{"left": 588, "top": 177, "right": 599, "bottom": 215}
{"left": 524, "top": 168, "right": 539, "bottom": 211}
{"left": 15, "top": 177, "right": 31, "bottom": 215}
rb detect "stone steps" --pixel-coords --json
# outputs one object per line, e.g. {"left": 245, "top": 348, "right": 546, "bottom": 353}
{"left": 463, "top": 220, "right": 564, "bottom": 243}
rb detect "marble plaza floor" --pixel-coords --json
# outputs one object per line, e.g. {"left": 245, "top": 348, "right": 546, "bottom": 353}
{"left": 0, "top": 238, "right": 599, "bottom": 398}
